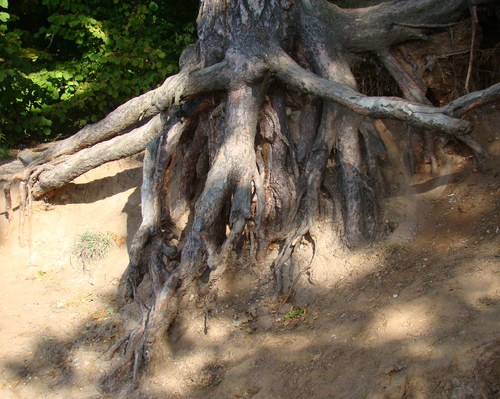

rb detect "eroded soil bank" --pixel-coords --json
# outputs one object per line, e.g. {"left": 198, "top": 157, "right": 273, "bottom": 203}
{"left": 0, "top": 104, "right": 498, "bottom": 399}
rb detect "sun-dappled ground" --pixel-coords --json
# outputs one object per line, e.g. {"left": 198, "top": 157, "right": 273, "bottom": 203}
{"left": 0, "top": 104, "right": 498, "bottom": 399}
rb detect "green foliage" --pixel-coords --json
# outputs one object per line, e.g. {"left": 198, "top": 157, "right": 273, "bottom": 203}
{"left": 0, "top": 145, "right": 8, "bottom": 159}
{"left": 0, "top": 0, "right": 198, "bottom": 148}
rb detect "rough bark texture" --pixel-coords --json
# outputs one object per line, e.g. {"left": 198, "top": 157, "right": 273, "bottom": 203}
{"left": 3, "top": 0, "right": 499, "bottom": 390}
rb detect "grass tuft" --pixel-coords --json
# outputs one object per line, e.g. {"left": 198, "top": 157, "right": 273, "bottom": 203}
{"left": 72, "top": 231, "right": 114, "bottom": 270}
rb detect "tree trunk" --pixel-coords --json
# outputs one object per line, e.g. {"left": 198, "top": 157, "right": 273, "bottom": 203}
{"left": 3, "top": 0, "right": 499, "bottom": 390}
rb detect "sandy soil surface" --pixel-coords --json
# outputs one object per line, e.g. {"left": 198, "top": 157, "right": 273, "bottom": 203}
{"left": 0, "top": 105, "right": 498, "bottom": 399}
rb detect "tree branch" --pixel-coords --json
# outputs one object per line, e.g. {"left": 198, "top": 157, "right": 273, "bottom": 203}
{"left": 152, "top": 60, "right": 231, "bottom": 111}
{"left": 392, "top": 22, "right": 459, "bottom": 29}
{"left": 308, "top": 0, "right": 470, "bottom": 53}
{"left": 29, "top": 59, "right": 230, "bottom": 169}
{"left": 270, "top": 51, "right": 471, "bottom": 136}
{"left": 32, "top": 90, "right": 160, "bottom": 166}
{"left": 442, "top": 83, "right": 500, "bottom": 117}
{"left": 31, "top": 114, "right": 163, "bottom": 198}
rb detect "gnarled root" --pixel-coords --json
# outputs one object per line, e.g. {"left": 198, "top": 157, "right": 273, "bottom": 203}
{"left": 105, "top": 81, "right": 266, "bottom": 384}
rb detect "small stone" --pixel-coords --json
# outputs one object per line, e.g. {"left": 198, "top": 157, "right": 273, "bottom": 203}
{"left": 232, "top": 314, "right": 251, "bottom": 327}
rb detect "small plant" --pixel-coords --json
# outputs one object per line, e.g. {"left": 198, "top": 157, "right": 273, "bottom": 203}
{"left": 284, "top": 307, "right": 306, "bottom": 320}
{"left": 72, "top": 231, "right": 114, "bottom": 270}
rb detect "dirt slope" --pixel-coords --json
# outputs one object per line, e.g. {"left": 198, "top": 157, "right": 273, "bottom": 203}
{"left": 0, "top": 104, "right": 498, "bottom": 399}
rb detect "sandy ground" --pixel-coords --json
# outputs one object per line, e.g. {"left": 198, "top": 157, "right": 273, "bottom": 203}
{"left": 0, "top": 105, "right": 499, "bottom": 399}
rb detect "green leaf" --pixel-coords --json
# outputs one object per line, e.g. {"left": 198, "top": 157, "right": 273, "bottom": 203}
{"left": 0, "top": 12, "right": 9, "bottom": 22}
{"left": 284, "top": 308, "right": 306, "bottom": 320}
{"left": 154, "top": 49, "right": 166, "bottom": 59}
{"left": 62, "top": 71, "right": 73, "bottom": 80}
{"left": 0, "top": 0, "right": 7, "bottom": 9}
{"left": 148, "top": 2, "right": 158, "bottom": 12}
{"left": 40, "top": 117, "right": 52, "bottom": 127}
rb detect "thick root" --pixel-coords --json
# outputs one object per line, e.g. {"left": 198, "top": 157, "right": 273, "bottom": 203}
{"left": 108, "top": 81, "right": 265, "bottom": 382}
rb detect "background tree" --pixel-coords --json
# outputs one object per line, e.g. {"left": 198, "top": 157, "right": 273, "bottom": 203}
{"left": 2, "top": 0, "right": 499, "bottom": 390}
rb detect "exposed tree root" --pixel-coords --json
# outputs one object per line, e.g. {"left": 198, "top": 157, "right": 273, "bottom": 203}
{"left": 31, "top": 114, "right": 163, "bottom": 199}
{"left": 123, "top": 113, "right": 190, "bottom": 300}
{"left": 1, "top": 0, "right": 498, "bottom": 390}
{"left": 444, "top": 82, "right": 500, "bottom": 117}
{"left": 105, "top": 79, "right": 266, "bottom": 384}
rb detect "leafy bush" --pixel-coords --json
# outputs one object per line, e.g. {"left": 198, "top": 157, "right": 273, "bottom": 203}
{"left": 0, "top": 0, "right": 198, "bottom": 148}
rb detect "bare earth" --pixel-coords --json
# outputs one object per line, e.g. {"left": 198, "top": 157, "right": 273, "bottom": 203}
{"left": 0, "top": 105, "right": 498, "bottom": 399}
